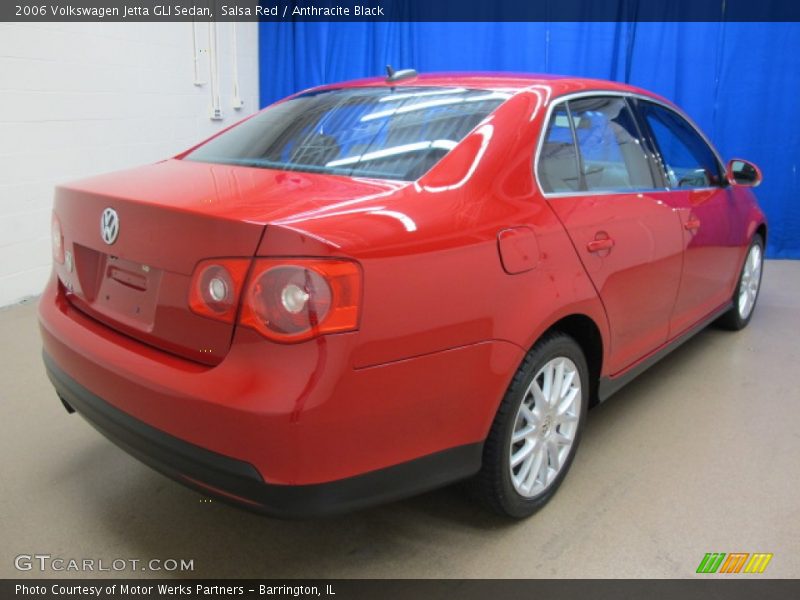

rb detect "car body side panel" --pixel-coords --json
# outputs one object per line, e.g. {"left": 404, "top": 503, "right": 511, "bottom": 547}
{"left": 547, "top": 193, "right": 685, "bottom": 375}
{"left": 655, "top": 187, "right": 748, "bottom": 336}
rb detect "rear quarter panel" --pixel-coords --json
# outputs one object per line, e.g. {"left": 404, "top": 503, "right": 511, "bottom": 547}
{"left": 271, "top": 88, "right": 610, "bottom": 424}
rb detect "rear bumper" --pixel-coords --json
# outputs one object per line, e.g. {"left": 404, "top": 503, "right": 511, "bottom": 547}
{"left": 37, "top": 274, "right": 525, "bottom": 515}
{"left": 45, "top": 352, "right": 482, "bottom": 517}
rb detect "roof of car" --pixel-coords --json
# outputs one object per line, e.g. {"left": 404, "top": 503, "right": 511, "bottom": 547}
{"left": 306, "top": 72, "right": 670, "bottom": 105}
{"left": 314, "top": 72, "right": 658, "bottom": 98}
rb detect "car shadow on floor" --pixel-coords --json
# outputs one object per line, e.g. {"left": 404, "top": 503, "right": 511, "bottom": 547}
{"left": 57, "top": 426, "right": 519, "bottom": 577}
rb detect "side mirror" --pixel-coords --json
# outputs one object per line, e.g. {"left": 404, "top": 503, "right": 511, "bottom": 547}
{"left": 726, "top": 159, "right": 762, "bottom": 187}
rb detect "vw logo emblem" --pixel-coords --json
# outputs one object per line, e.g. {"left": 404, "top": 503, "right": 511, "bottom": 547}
{"left": 100, "top": 207, "right": 119, "bottom": 245}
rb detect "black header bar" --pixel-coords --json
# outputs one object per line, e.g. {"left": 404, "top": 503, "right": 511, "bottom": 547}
{"left": 3, "top": 0, "right": 800, "bottom": 22}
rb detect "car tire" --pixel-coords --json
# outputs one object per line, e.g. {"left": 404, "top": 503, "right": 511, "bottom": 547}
{"left": 473, "top": 331, "right": 589, "bottom": 518}
{"left": 717, "top": 234, "right": 764, "bottom": 331}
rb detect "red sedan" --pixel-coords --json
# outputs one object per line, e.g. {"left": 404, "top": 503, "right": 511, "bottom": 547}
{"left": 39, "top": 72, "right": 766, "bottom": 518}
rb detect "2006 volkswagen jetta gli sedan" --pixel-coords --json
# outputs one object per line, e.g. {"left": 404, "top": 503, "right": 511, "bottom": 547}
{"left": 39, "top": 72, "right": 766, "bottom": 518}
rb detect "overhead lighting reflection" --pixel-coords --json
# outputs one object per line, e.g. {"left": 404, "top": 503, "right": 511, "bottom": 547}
{"left": 422, "top": 122, "right": 495, "bottom": 193}
{"left": 274, "top": 181, "right": 408, "bottom": 224}
{"left": 522, "top": 85, "right": 551, "bottom": 121}
{"left": 378, "top": 88, "right": 468, "bottom": 103}
{"left": 325, "top": 140, "right": 457, "bottom": 168}
{"left": 277, "top": 205, "right": 417, "bottom": 232}
{"left": 368, "top": 209, "right": 417, "bottom": 232}
{"left": 361, "top": 92, "right": 512, "bottom": 122}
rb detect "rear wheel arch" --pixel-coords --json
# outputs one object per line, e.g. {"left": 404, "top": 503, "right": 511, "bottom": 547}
{"left": 512, "top": 314, "right": 604, "bottom": 409}
{"left": 539, "top": 315, "right": 604, "bottom": 407}
{"left": 481, "top": 312, "right": 606, "bottom": 441}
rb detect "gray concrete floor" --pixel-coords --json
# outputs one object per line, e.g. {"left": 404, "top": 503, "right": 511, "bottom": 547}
{"left": 1, "top": 260, "right": 799, "bottom": 579}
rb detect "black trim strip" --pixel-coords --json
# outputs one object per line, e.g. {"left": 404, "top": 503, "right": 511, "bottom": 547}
{"left": 598, "top": 302, "right": 733, "bottom": 402}
{"left": 43, "top": 353, "right": 483, "bottom": 518}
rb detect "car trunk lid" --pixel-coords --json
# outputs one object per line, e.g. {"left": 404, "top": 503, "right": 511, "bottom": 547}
{"left": 54, "top": 159, "right": 403, "bottom": 365}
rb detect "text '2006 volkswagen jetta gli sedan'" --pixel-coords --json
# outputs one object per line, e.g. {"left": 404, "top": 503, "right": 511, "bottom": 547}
{"left": 39, "top": 71, "right": 766, "bottom": 518}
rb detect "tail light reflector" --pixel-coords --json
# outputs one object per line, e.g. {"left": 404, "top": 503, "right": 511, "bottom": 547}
{"left": 240, "top": 259, "right": 361, "bottom": 343}
{"left": 188, "top": 259, "right": 250, "bottom": 323}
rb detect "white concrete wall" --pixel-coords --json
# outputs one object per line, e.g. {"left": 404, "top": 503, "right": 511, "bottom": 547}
{"left": 0, "top": 22, "right": 260, "bottom": 306}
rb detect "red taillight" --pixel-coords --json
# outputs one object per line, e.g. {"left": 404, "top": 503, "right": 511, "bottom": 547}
{"left": 188, "top": 258, "right": 250, "bottom": 323}
{"left": 51, "top": 213, "right": 64, "bottom": 264}
{"left": 240, "top": 259, "right": 362, "bottom": 343}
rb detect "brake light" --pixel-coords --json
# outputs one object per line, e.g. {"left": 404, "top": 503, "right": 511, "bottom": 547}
{"left": 188, "top": 259, "right": 250, "bottom": 323}
{"left": 240, "top": 259, "right": 361, "bottom": 343}
{"left": 51, "top": 213, "right": 64, "bottom": 264}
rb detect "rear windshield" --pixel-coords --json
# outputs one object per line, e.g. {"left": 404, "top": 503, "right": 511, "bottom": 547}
{"left": 184, "top": 87, "right": 510, "bottom": 181}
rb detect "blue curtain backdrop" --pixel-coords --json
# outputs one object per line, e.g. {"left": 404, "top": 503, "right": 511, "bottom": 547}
{"left": 259, "top": 22, "right": 800, "bottom": 258}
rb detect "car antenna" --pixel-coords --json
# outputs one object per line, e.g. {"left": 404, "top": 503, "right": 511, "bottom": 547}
{"left": 385, "top": 64, "right": 418, "bottom": 83}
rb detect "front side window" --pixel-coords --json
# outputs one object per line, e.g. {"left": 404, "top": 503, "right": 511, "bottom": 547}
{"left": 639, "top": 101, "right": 722, "bottom": 188}
{"left": 184, "top": 87, "right": 510, "bottom": 181}
{"left": 568, "top": 96, "right": 656, "bottom": 192}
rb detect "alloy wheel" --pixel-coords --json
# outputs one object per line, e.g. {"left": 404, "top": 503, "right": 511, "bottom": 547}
{"left": 738, "top": 243, "right": 762, "bottom": 320}
{"left": 509, "top": 357, "right": 581, "bottom": 498}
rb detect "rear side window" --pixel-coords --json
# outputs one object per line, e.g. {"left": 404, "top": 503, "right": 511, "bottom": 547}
{"left": 568, "top": 96, "right": 655, "bottom": 192}
{"left": 537, "top": 107, "right": 581, "bottom": 193}
{"left": 184, "top": 87, "right": 509, "bottom": 181}
{"left": 639, "top": 101, "right": 722, "bottom": 188}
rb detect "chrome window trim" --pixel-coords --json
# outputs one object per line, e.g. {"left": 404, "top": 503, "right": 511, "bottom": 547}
{"left": 533, "top": 90, "right": 727, "bottom": 199}
{"left": 542, "top": 187, "right": 669, "bottom": 199}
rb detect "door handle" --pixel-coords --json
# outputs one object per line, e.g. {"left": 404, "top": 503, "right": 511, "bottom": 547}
{"left": 587, "top": 238, "right": 615, "bottom": 253}
{"left": 685, "top": 217, "right": 701, "bottom": 232}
